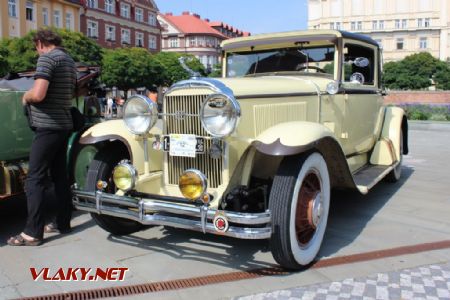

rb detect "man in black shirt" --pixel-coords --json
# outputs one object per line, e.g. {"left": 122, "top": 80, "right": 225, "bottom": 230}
{"left": 8, "top": 29, "right": 76, "bottom": 246}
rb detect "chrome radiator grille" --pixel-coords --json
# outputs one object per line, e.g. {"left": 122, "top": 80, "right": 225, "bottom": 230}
{"left": 164, "top": 94, "right": 223, "bottom": 188}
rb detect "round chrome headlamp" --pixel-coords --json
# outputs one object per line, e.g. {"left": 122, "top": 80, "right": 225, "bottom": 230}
{"left": 123, "top": 95, "right": 158, "bottom": 135}
{"left": 112, "top": 162, "right": 137, "bottom": 192}
{"left": 200, "top": 93, "right": 240, "bottom": 138}
{"left": 178, "top": 169, "right": 207, "bottom": 200}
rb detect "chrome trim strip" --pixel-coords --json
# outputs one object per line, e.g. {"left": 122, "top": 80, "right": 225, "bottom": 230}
{"left": 73, "top": 190, "right": 271, "bottom": 240}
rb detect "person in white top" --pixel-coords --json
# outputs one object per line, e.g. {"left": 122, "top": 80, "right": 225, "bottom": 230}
{"left": 106, "top": 97, "right": 113, "bottom": 118}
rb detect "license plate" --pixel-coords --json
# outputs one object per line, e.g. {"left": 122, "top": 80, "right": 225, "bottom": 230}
{"left": 163, "top": 135, "right": 205, "bottom": 157}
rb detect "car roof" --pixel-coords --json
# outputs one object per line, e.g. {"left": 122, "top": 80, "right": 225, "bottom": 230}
{"left": 221, "top": 29, "right": 379, "bottom": 51}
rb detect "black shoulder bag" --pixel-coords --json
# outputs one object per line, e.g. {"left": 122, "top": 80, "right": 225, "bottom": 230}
{"left": 71, "top": 77, "right": 86, "bottom": 132}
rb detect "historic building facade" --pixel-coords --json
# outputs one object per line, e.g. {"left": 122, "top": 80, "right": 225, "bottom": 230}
{"left": 308, "top": 0, "right": 450, "bottom": 62}
{"left": 158, "top": 12, "right": 250, "bottom": 71}
{"left": 0, "top": 0, "right": 82, "bottom": 38}
{"left": 80, "top": 0, "right": 161, "bottom": 52}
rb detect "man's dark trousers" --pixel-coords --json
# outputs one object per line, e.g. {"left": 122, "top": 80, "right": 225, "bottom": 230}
{"left": 24, "top": 128, "right": 72, "bottom": 239}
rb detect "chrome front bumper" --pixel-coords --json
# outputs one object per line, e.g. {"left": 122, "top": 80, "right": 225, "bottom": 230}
{"left": 73, "top": 190, "right": 272, "bottom": 239}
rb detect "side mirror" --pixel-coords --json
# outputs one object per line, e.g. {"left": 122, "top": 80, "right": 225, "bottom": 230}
{"left": 354, "top": 57, "right": 370, "bottom": 68}
{"left": 344, "top": 57, "right": 370, "bottom": 68}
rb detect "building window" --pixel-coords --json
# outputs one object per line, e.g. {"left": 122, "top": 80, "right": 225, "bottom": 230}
{"left": 197, "top": 37, "right": 205, "bottom": 47}
{"left": 105, "top": 0, "right": 114, "bottom": 14}
{"left": 43, "top": 8, "right": 49, "bottom": 26}
{"left": 396, "top": 38, "right": 404, "bottom": 50}
{"left": 54, "top": 11, "right": 61, "bottom": 28}
{"left": 351, "top": 22, "right": 356, "bottom": 31}
{"left": 329, "top": 22, "right": 341, "bottom": 30}
{"left": 135, "top": 7, "right": 143, "bottom": 22}
{"left": 357, "top": 21, "right": 362, "bottom": 30}
{"left": 418, "top": 18, "right": 423, "bottom": 28}
{"left": 105, "top": 25, "right": 116, "bottom": 41}
{"left": 8, "top": 0, "right": 17, "bottom": 18}
{"left": 206, "top": 37, "right": 215, "bottom": 47}
{"left": 148, "top": 13, "right": 156, "bottom": 26}
{"left": 189, "top": 37, "right": 196, "bottom": 47}
{"left": 121, "top": 29, "right": 130, "bottom": 44}
{"left": 419, "top": 37, "right": 428, "bottom": 49}
{"left": 201, "top": 56, "right": 208, "bottom": 67}
{"left": 26, "top": 1, "right": 34, "bottom": 21}
{"left": 149, "top": 35, "right": 157, "bottom": 49}
{"left": 169, "top": 37, "right": 179, "bottom": 48}
{"left": 87, "top": 21, "right": 98, "bottom": 38}
{"left": 372, "top": 21, "right": 377, "bottom": 30}
{"left": 65, "top": 12, "right": 72, "bottom": 29}
{"left": 87, "top": 0, "right": 97, "bottom": 9}
{"left": 135, "top": 32, "right": 144, "bottom": 47}
{"left": 424, "top": 18, "right": 430, "bottom": 27}
{"left": 379, "top": 20, "right": 384, "bottom": 29}
{"left": 395, "top": 19, "right": 400, "bottom": 29}
{"left": 120, "top": 3, "right": 130, "bottom": 19}
{"left": 402, "top": 19, "right": 407, "bottom": 29}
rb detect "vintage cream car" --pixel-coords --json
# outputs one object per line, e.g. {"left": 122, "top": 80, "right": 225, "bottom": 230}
{"left": 73, "top": 30, "right": 408, "bottom": 269}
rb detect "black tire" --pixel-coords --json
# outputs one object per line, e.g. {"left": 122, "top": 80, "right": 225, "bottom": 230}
{"left": 269, "top": 152, "right": 330, "bottom": 269}
{"left": 86, "top": 148, "right": 144, "bottom": 235}
{"left": 386, "top": 130, "right": 403, "bottom": 183}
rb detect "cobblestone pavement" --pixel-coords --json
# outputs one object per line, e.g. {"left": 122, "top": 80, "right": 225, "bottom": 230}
{"left": 235, "top": 263, "right": 450, "bottom": 300}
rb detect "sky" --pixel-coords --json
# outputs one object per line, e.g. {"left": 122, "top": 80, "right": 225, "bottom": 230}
{"left": 156, "top": 0, "right": 308, "bottom": 35}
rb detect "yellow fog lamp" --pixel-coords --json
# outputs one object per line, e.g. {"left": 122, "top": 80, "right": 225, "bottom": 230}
{"left": 179, "top": 169, "right": 208, "bottom": 201}
{"left": 96, "top": 180, "right": 108, "bottom": 190}
{"left": 112, "top": 162, "right": 138, "bottom": 192}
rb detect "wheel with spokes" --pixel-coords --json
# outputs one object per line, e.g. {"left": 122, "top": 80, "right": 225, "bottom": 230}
{"left": 269, "top": 152, "right": 330, "bottom": 269}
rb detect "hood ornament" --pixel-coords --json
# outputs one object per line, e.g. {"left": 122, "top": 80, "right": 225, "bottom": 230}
{"left": 178, "top": 57, "right": 201, "bottom": 79}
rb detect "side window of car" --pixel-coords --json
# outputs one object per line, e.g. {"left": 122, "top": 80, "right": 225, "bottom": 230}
{"left": 343, "top": 43, "right": 375, "bottom": 86}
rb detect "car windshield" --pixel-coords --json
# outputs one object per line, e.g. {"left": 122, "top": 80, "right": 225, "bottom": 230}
{"left": 226, "top": 43, "right": 336, "bottom": 78}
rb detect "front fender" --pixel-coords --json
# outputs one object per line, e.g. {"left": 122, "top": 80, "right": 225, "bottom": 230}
{"left": 79, "top": 119, "right": 164, "bottom": 174}
{"left": 252, "top": 121, "right": 335, "bottom": 156}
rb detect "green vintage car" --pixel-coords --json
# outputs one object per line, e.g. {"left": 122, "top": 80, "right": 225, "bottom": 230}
{"left": 73, "top": 30, "right": 408, "bottom": 269}
{"left": 0, "top": 66, "right": 100, "bottom": 200}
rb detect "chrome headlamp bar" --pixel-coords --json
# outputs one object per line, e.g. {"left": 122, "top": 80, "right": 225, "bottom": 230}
{"left": 163, "top": 78, "right": 241, "bottom": 138}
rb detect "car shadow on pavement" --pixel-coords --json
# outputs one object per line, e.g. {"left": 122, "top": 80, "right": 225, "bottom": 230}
{"left": 107, "top": 227, "right": 275, "bottom": 270}
{"left": 105, "top": 166, "right": 413, "bottom": 271}
{"left": 318, "top": 165, "right": 414, "bottom": 258}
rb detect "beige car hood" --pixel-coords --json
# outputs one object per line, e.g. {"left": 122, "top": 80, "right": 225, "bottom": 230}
{"left": 216, "top": 75, "right": 332, "bottom": 98}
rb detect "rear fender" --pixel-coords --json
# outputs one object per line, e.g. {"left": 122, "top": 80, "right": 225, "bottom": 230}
{"left": 370, "top": 107, "right": 408, "bottom": 165}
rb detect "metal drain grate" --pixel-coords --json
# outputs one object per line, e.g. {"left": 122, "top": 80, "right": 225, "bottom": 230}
{"left": 19, "top": 268, "right": 289, "bottom": 300}
{"left": 19, "top": 240, "right": 450, "bottom": 300}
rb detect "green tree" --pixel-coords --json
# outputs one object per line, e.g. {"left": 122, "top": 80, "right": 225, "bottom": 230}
{"left": 0, "top": 45, "right": 10, "bottom": 77}
{"left": 0, "top": 28, "right": 103, "bottom": 74}
{"left": 153, "top": 52, "right": 206, "bottom": 86}
{"left": 0, "top": 33, "right": 37, "bottom": 73}
{"left": 383, "top": 52, "right": 450, "bottom": 90}
{"left": 208, "top": 63, "right": 222, "bottom": 78}
{"left": 101, "top": 47, "right": 165, "bottom": 96}
{"left": 434, "top": 68, "right": 450, "bottom": 90}
{"left": 56, "top": 29, "right": 103, "bottom": 65}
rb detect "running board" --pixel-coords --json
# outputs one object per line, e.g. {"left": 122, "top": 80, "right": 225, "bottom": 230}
{"left": 353, "top": 163, "right": 398, "bottom": 194}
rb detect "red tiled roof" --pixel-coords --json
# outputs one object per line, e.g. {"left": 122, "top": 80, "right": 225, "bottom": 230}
{"left": 162, "top": 12, "right": 226, "bottom": 38}
{"left": 209, "top": 21, "right": 250, "bottom": 37}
